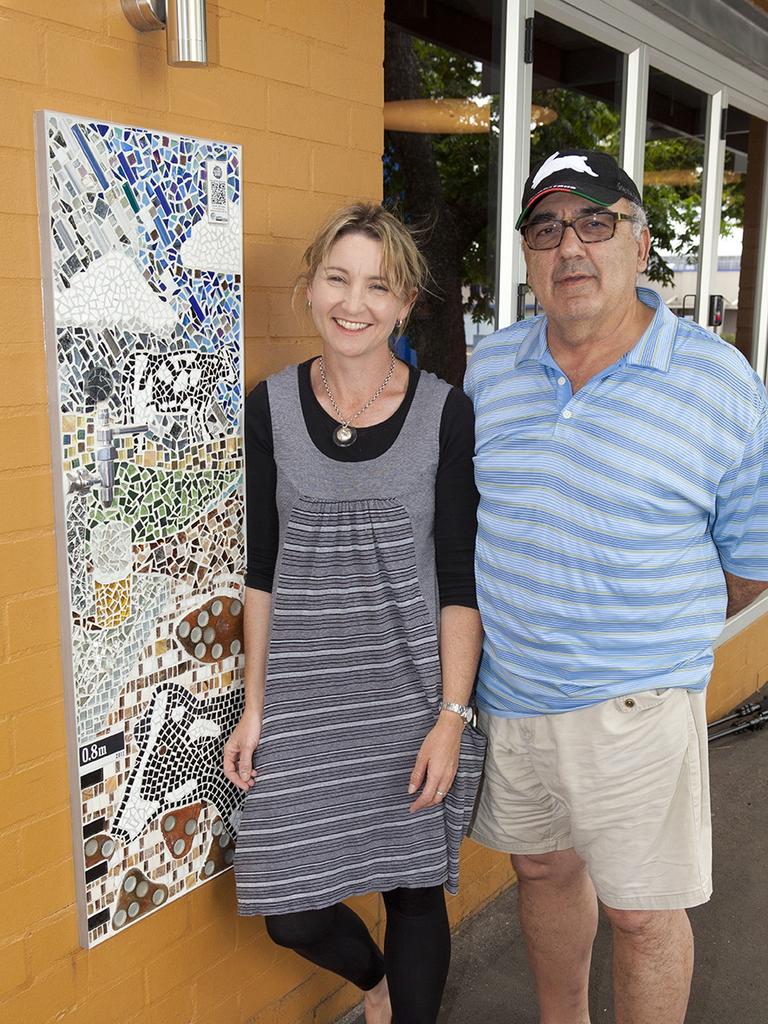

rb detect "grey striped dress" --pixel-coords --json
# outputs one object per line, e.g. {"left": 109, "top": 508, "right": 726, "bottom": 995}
{"left": 235, "top": 366, "right": 484, "bottom": 916}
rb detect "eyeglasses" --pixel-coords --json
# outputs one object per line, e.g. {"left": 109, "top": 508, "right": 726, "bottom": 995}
{"left": 523, "top": 211, "right": 636, "bottom": 250}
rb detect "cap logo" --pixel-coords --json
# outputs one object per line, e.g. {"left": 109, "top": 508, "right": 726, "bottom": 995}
{"left": 532, "top": 152, "right": 599, "bottom": 190}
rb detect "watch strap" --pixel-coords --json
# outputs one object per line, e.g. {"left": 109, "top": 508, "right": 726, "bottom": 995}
{"left": 439, "top": 700, "right": 474, "bottom": 724}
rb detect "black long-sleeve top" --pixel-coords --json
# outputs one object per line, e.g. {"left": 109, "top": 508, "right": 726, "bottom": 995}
{"left": 244, "top": 359, "right": 479, "bottom": 608}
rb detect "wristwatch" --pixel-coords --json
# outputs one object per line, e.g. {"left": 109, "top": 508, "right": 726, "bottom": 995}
{"left": 439, "top": 700, "right": 474, "bottom": 725}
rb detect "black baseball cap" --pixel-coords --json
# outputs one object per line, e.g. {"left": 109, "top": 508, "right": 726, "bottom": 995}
{"left": 516, "top": 149, "right": 643, "bottom": 230}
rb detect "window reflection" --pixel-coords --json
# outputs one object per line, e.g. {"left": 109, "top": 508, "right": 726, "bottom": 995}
{"left": 384, "top": 1, "right": 503, "bottom": 383}
{"left": 640, "top": 69, "right": 707, "bottom": 315}
{"left": 724, "top": 108, "right": 767, "bottom": 364}
{"left": 524, "top": 15, "right": 625, "bottom": 317}
{"left": 530, "top": 15, "right": 624, "bottom": 161}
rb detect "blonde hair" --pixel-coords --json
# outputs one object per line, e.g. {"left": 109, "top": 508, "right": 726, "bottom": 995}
{"left": 295, "top": 203, "right": 428, "bottom": 336}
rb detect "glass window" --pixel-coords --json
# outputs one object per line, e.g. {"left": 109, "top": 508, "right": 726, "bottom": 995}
{"left": 522, "top": 14, "right": 625, "bottom": 317}
{"left": 384, "top": 1, "right": 503, "bottom": 382}
{"left": 530, "top": 14, "right": 624, "bottom": 161}
{"left": 639, "top": 69, "right": 708, "bottom": 317}
{"left": 721, "top": 107, "right": 767, "bottom": 364}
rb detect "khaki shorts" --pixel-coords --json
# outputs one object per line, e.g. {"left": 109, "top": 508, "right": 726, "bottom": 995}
{"left": 469, "top": 688, "right": 712, "bottom": 910}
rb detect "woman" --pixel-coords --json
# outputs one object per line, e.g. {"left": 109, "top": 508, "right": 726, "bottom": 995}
{"left": 224, "top": 203, "right": 483, "bottom": 1024}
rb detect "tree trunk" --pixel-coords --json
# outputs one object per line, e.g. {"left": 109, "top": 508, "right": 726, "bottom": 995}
{"left": 384, "top": 25, "right": 468, "bottom": 387}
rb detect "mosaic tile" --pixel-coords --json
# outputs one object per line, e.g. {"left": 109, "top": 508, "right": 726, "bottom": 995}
{"left": 159, "top": 803, "right": 203, "bottom": 858}
{"left": 90, "top": 467, "right": 241, "bottom": 543}
{"left": 73, "top": 573, "right": 172, "bottom": 735}
{"left": 176, "top": 594, "right": 243, "bottom": 663}
{"left": 111, "top": 680, "right": 244, "bottom": 845}
{"left": 123, "top": 347, "right": 239, "bottom": 450}
{"left": 61, "top": 415, "right": 242, "bottom": 475}
{"left": 132, "top": 494, "right": 244, "bottom": 590}
{"left": 36, "top": 112, "right": 245, "bottom": 947}
{"left": 66, "top": 491, "right": 92, "bottom": 615}
{"left": 57, "top": 327, "right": 241, "bottom": 453}
{"left": 199, "top": 816, "right": 236, "bottom": 879}
{"left": 112, "top": 868, "right": 169, "bottom": 931}
{"left": 83, "top": 833, "right": 117, "bottom": 868}
{"left": 180, "top": 201, "right": 242, "bottom": 274}
{"left": 56, "top": 250, "right": 177, "bottom": 335}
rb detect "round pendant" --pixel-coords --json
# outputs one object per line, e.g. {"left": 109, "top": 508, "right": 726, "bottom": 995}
{"left": 333, "top": 424, "right": 357, "bottom": 447}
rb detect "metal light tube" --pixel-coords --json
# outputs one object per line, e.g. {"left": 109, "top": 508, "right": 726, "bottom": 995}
{"left": 166, "top": 0, "right": 208, "bottom": 67}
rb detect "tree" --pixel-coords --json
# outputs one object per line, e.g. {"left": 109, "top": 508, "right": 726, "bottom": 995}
{"left": 384, "top": 29, "right": 496, "bottom": 385}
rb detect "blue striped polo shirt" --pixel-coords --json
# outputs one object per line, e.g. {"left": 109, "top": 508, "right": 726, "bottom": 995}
{"left": 464, "top": 288, "right": 768, "bottom": 717}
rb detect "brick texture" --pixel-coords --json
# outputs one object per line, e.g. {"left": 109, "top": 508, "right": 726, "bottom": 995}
{"left": 0, "top": 473, "right": 54, "bottom": 535}
{"left": 0, "top": 278, "right": 46, "bottom": 347}
{"left": 3, "top": 1, "right": 763, "bottom": 1022}
{"left": 0, "top": 147, "right": 38, "bottom": 216}
{"left": 0, "top": 347, "right": 48, "bottom": 407}
{"left": 0, "top": 936, "right": 27, "bottom": 998}
{"left": 0, "top": 214, "right": 41, "bottom": 280}
{"left": 0, "top": 14, "right": 45, "bottom": 86}
{"left": 0, "top": 2, "right": 389, "bottom": 1022}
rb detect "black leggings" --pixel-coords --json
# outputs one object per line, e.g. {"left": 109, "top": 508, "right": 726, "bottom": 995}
{"left": 265, "top": 885, "right": 450, "bottom": 1023}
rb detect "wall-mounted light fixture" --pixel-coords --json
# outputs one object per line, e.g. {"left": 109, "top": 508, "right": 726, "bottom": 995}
{"left": 121, "top": 0, "right": 208, "bottom": 67}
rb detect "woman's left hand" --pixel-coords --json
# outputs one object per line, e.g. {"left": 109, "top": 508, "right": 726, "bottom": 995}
{"left": 408, "top": 714, "right": 464, "bottom": 811}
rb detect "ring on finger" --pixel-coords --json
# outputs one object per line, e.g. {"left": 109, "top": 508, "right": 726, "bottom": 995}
{"left": 436, "top": 789, "right": 446, "bottom": 797}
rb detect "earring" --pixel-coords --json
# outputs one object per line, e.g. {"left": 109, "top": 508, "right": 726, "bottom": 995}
{"left": 307, "top": 299, "right": 312, "bottom": 309}
{"left": 394, "top": 319, "right": 402, "bottom": 330}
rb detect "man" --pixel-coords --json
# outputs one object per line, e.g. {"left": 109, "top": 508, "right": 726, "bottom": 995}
{"left": 464, "top": 149, "right": 768, "bottom": 1024}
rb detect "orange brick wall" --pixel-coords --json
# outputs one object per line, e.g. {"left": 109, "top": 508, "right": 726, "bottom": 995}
{"left": 3, "top": 3, "right": 765, "bottom": 1022}
{"left": 0, "top": 3, "right": 514, "bottom": 1022}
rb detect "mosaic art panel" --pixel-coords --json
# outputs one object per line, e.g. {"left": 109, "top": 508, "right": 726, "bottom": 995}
{"left": 35, "top": 112, "right": 246, "bottom": 947}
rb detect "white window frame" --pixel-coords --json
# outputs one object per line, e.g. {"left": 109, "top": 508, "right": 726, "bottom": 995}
{"left": 496, "top": 0, "right": 534, "bottom": 327}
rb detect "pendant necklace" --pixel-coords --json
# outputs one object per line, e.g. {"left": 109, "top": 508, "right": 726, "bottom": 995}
{"left": 319, "top": 352, "right": 397, "bottom": 448}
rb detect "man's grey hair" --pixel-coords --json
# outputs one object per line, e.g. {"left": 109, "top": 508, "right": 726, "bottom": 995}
{"left": 628, "top": 201, "right": 648, "bottom": 241}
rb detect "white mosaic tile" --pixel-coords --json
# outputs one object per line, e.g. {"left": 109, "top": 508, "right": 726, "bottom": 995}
{"left": 180, "top": 201, "right": 242, "bottom": 274}
{"left": 56, "top": 250, "right": 177, "bottom": 336}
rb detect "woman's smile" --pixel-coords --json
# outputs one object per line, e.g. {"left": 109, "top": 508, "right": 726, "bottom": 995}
{"left": 333, "top": 317, "right": 372, "bottom": 332}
